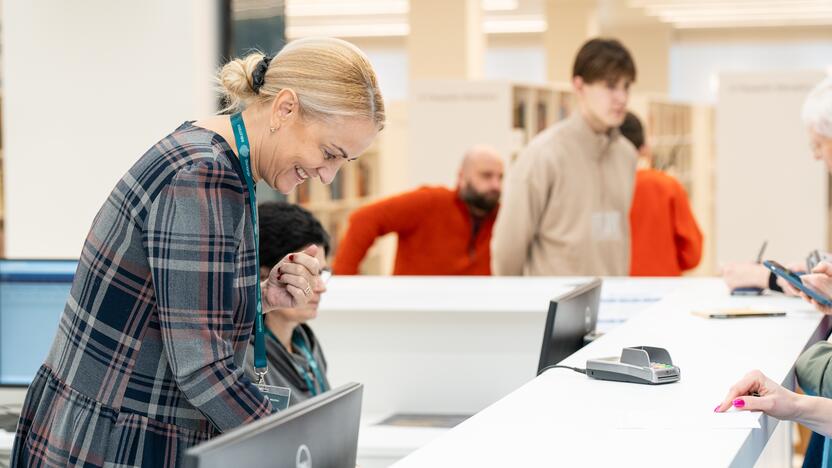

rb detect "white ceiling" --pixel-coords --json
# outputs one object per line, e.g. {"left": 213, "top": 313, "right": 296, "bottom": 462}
{"left": 285, "top": 0, "right": 547, "bottom": 38}
{"left": 632, "top": 0, "right": 832, "bottom": 29}
{"left": 284, "top": 0, "right": 832, "bottom": 38}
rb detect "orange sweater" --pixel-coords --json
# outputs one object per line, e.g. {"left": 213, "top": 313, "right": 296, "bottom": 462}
{"left": 333, "top": 187, "right": 497, "bottom": 275}
{"left": 629, "top": 169, "right": 703, "bottom": 276}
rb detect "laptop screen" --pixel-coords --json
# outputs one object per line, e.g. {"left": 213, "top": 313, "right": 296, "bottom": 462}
{"left": 0, "top": 259, "right": 77, "bottom": 386}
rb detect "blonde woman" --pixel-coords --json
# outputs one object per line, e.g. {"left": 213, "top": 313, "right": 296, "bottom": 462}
{"left": 12, "top": 37, "right": 384, "bottom": 467}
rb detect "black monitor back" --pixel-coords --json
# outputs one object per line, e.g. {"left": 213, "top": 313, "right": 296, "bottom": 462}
{"left": 184, "top": 382, "right": 363, "bottom": 468}
{"left": 537, "top": 278, "right": 602, "bottom": 374}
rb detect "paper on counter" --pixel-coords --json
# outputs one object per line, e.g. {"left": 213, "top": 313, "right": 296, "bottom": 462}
{"left": 617, "top": 409, "right": 761, "bottom": 430}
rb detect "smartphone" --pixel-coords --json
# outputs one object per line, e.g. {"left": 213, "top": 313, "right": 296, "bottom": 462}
{"left": 764, "top": 260, "right": 832, "bottom": 307}
{"left": 731, "top": 286, "right": 763, "bottom": 296}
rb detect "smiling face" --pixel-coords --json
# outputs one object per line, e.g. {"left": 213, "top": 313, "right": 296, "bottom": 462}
{"left": 257, "top": 90, "right": 379, "bottom": 194}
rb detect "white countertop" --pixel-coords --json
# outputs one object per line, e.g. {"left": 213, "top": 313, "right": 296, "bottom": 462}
{"left": 318, "top": 276, "right": 690, "bottom": 314}
{"left": 392, "top": 280, "right": 828, "bottom": 468}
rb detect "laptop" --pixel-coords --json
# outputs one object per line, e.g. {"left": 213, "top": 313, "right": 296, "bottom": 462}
{"left": 184, "top": 382, "right": 363, "bottom": 468}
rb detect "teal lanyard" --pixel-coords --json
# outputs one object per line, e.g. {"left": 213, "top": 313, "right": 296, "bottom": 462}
{"left": 292, "top": 329, "right": 329, "bottom": 395}
{"left": 229, "top": 113, "right": 268, "bottom": 381}
{"left": 266, "top": 329, "right": 328, "bottom": 396}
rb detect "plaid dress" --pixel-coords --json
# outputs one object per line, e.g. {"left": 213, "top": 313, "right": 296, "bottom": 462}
{"left": 11, "top": 122, "right": 272, "bottom": 467}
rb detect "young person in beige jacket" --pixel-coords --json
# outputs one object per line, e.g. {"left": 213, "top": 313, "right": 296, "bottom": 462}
{"left": 492, "top": 38, "right": 639, "bottom": 276}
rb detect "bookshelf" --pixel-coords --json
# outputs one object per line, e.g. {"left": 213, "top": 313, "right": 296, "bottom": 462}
{"left": 629, "top": 95, "right": 715, "bottom": 275}
{"left": 408, "top": 80, "right": 575, "bottom": 190}
{"left": 632, "top": 99, "right": 695, "bottom": 191}
{"left": 276, "top": 101, "right": 408, "bottom": 275}
{"left": 511, "top": 83, "right": 577, "bottom": 160}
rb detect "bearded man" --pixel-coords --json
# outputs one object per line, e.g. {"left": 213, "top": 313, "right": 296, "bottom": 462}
{"left": 333, "top": 145, "right": 503, "bottom": 275}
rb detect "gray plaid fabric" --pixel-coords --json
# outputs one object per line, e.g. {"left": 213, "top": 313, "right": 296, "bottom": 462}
{"left": 12, "top": 122, "right": 272, "bottom": 468}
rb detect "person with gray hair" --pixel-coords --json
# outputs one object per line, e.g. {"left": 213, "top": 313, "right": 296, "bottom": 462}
{"left": 803, "top": 76, "right": 832, "bottom": 171}
{"left": 718, "top": 76, "right": 832, "bottom": 468}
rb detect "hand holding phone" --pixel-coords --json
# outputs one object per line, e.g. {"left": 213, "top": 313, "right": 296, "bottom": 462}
{"left": 764, "top": 260, "right": 832, "bottom": 307}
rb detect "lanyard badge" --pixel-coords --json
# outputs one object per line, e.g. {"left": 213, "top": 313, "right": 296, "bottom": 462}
{"left": 230, "top": 113, "right": 268, "bottom": 384}
{"left": 230, "top": 113, "right": 292, "bottom": 412}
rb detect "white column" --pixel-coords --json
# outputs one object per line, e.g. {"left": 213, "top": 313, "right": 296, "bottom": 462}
{"left": 1, "top": 0, "right": 220, "bottom": 257}
{"left": 603, "top": 24, "right": 672, "bottom": 94}
{"left": 408, "top": 0, "right": 485, "bottom": 80}
{"left": 544, "top": 0, "right": 599, "bottom": 83}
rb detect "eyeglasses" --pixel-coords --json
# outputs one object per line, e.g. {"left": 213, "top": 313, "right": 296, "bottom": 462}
{"left": 320, "top": 268, "right": 332, "bottom": 284}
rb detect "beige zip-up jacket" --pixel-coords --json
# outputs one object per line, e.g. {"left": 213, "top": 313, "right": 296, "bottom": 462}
{"left": 492, "top": 113, "right": 638, "bottom": 276}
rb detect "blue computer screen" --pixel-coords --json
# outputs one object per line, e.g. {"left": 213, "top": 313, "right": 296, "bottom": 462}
{"left": 0, "top": 260, "right": 77, "bottom": 385}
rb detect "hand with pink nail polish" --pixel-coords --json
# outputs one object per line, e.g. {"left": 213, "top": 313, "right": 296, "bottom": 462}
{"left": 714, "top": 369, "right": 800, "bottom": 420}
{"left": 715, "top": 369, "right": 832, "bottom": 437}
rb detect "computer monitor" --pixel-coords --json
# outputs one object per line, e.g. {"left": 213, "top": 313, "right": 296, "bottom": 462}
{"left": 537, "top": 278, "right": 602, "bottom": 374}
{"left": 184, "top": 382, "right": 363, "bottom": 468}
{"left": 0, "top": 259, "right": 77, "bottom": 386}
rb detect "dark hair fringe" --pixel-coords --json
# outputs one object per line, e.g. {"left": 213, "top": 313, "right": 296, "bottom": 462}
{"left": 572, "top": 38, "right": 637, "bottom": 84}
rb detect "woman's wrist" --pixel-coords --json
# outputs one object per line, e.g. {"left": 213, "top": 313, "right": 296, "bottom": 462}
{"left": 748, "top": 265, "right": 769, "bottom": 289}
{"left": 789, "top": 391, "right": 810, "bottom": 421}
{"left": 790, "top": 393, "right": 832, "bottom": 436}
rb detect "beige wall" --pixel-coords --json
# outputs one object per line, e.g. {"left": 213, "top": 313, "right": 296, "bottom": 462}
{"left": 716, "top": 70, "right": 828, "bottom": 264}
{"left": 543, "top": 0, "right": 598, "bottom": 83}
{"left": 604, "top": 24, "right": 672, "bottom": 94}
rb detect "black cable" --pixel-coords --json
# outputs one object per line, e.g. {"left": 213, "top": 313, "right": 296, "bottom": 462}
{"left": 537, "top": 364, "right": 586, "bottom": 377}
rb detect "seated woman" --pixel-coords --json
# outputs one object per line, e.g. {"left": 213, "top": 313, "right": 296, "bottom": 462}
{"left": 245, "top": 202, "right": 331, "bottom": 405}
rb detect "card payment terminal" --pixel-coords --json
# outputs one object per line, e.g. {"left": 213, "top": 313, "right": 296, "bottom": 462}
{"left": 586, "top": 346, "right": 680, "bottom": 385}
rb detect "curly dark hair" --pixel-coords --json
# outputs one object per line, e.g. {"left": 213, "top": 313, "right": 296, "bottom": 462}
{"left": 619, "top": 111, "right": 645, "bottom": 150}
{"left": 258, "top": 202, "right": 330, "bottom": 270}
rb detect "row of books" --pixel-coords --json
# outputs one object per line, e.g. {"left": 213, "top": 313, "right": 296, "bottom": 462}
{"left": 294, "top": 160, "right": 374, "bottom": 204}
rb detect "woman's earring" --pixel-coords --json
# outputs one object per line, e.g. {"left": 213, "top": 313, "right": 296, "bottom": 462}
{"left": 269, "top": 127, "right": 275, "bottom": 133}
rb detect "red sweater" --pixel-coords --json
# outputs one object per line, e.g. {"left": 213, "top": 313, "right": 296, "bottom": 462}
{"left": 629, "top": 169, "right": 703, "bottom": 276}
{"left": 333, "top": 187, "right": 497, "bottom": 275}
